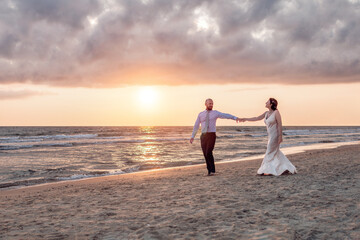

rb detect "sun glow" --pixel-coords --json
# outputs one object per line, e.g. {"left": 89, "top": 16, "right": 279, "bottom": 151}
{"left": 138, "top": 87, "right": 158, "bottom": 105}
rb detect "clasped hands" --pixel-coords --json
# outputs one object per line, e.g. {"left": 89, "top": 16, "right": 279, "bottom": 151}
{"left": 236, "top": 118, "right": 246, "bottom": 123}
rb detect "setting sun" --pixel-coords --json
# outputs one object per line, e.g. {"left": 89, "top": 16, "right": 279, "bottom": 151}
{"left": 138, "top": 87, "right": 158, "bottom": 105}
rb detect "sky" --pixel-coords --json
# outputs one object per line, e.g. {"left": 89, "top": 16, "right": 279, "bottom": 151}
{"left": 0, "top": 0, "right": 360, "bottom": 126}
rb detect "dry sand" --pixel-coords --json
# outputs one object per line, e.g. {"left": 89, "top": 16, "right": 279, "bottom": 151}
{"left": 1, "top": 145, "right": 359, "bottom": 239}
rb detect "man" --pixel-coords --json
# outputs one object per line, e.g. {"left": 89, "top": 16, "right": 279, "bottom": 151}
{"left": 190, "top": 98, "right": 240, "bottom": 176}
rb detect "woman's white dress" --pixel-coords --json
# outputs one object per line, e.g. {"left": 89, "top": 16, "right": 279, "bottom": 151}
{"left": 257, "top": 111, "right": 297, "bottom": 176}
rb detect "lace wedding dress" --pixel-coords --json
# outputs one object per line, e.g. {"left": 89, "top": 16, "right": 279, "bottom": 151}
{"left": 257, "top": 111, "right": 297, "bottom": 176}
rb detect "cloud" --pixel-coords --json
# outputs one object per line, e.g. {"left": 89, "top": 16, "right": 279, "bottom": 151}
{"left": 226, "top": 87, "right": 269, "bottom": 92}
{"left": 0, "top": 89, "right": 50, "bottom": 100}
{"left": 0, "top": 0, "right": 360, "bottom": 87}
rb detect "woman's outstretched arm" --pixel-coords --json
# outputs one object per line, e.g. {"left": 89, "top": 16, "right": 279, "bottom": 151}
{"left": 241, "top": 112, "right": 267, "bottom": 122}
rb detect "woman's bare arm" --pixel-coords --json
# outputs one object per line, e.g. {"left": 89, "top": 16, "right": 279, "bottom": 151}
{"left": 242, "top": 112, "right": 267, "bottom": 122}
{"left": 275, "top": 110, "right": 283, "bottom": 144}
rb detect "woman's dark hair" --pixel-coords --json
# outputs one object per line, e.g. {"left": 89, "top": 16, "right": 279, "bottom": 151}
{"left": 269, "top": 98, "right": 278, "bottom": 111}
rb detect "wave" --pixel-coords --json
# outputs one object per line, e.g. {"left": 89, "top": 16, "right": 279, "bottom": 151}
{"left": 225, "top": 128, "right": 360, "bottom": 139}
{"left": 0, "top": 143, "right": 74, "bottom": 150}
{"left": 282, "top": 140, "right": 338, "bottom": 147}
{"left": 56, "top": 166, "right": 144, "bottom": 182}
{"left": 217, "top": 135, "right": 236, "bottom": 139}
{"left": 143, "top": 137, "right": 188, "bottom": 142}
{"left": 26, "top": 134, "right": 98, "bottom": 139}
{"left": 0, "top": 178, "right": 58, "bottom": 189}
{"left": 56, "top": 170, "right": 125, "bottom": 181}
{"left": 0, "top": 137, "right": 192, "bottom": 151}
{"left": 0, "top": 166, "right": 142, "bottom": 189}
{"left": 246, "top": 133, "right": 268, "bottom": 137}
{"left": 0, "top": 134, "right": 99, "bottom": 143}
{"left": 283, "top": 128, "right": 360, "bottom": 136}
{"left": 0, "top": 145, "right": 34, "bottom": 150}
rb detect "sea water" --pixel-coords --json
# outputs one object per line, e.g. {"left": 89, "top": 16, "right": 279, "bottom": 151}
{"left": 0, "top": 126, "right": 359, "bottom": 188}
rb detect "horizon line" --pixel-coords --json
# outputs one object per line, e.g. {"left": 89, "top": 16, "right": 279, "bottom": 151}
{"left": 0, "top": 125, "right": 359, "bottom": 127}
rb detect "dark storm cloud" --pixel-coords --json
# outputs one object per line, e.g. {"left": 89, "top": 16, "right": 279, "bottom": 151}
{"left": 0, "top": 0, "right": 360, "bottom": 87}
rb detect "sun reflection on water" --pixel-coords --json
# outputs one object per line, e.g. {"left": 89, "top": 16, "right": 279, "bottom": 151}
{"left": 137, "top": 144, "right": 159, "bottom": 162}
{"left": 139, "top": 126, "right": 155, "bottom": 134}
{"left": 137, "top": 126, "right": 165, "bottom": 169}
{"left": 136, "top": 127, "right": 162, "bottom": 165}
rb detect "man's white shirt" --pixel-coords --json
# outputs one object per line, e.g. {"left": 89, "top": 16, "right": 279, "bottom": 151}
{"left": 191, "top": 110, "right": 237, "bottom": 138}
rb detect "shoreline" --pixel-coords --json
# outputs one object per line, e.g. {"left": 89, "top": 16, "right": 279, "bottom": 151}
{"left": 1, "top": 144, "right": 359, "bottom": 239}
{"left": 1, "top": 140, "right": 359, "bottom": 192}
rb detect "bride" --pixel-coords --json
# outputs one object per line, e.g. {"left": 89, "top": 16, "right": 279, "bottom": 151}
{"left": 240, "top": 98, "right": 297, "bottom": 176}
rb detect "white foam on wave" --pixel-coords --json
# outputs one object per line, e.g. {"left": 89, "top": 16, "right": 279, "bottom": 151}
{"left": 57, "top": 174, "right": 97, "bottom": 181}
{"left": 0, "top": 136, "right": 20, "bottom": 141}
{"left": 1, "top": 134, "right": 99, "bottom": 144}
{"left": 0, "top": 145, "right": 34, "bottom": 150}
{"left": 98, "top": 136, "right": 125, "bottom": 139}
{"left": 57, "top": 169, "right": 126, "bottom": 181}
{"left": 23, "top": 134, "right": 99, "bottom": 140}
{"left": 121, "top": 166, "right": 141, "bottom": 173}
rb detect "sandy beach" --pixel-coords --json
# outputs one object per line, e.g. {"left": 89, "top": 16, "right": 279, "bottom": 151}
{"left": 1, "top": 144, "right": 359, "bottom": 239}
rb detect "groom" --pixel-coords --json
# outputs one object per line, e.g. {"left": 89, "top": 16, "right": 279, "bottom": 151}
{"left": 190, "top": 98, "right": 240, "bottom": 176}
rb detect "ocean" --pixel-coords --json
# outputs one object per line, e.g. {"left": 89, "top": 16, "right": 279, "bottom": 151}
{"left": 1, "top": 126, "right": 359, "bottom": 189}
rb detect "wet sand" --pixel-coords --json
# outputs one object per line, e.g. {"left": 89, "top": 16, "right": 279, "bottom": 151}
{"left": 1, "top": 145, "right": 359, "bottom": 239}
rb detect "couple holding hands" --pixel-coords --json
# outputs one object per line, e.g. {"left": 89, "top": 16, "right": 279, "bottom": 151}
{"left": 190, "top": 98, "right": 297, "bottom": 176}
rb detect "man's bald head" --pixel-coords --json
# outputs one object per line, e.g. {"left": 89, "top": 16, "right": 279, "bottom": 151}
{"left": 205, "top": 98, "right": 213, "bottom": 110}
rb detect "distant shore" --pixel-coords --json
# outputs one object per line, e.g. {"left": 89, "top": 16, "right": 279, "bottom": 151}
{"left": 1, "top": 144, "right": 359, "bottom": 239}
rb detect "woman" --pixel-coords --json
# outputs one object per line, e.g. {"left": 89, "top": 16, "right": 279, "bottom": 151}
{"left": 240, "top": 98, "right": 297, "bottom": 176}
